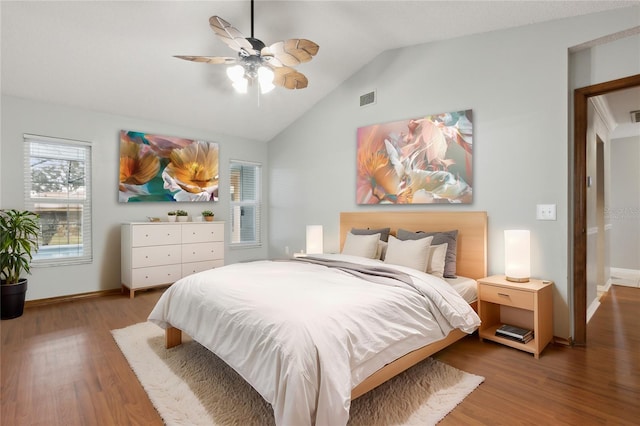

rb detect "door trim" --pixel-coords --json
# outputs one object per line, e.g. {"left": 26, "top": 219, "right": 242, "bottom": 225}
{"left": 573, "top": 74, "right": 640, "bottom": 345}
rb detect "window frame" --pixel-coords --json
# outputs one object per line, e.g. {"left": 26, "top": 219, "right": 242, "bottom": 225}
{"left": 23, "top": 134, "right": 93, "bottom": 267}
{"left": 229, "top": 160, "right": 262, "bottom": 248}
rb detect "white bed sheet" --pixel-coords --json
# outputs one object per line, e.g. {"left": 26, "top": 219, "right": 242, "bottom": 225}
{"left": 446, "top": 275, "right": 478, "bottom": 303}
{"left": 148, "top": 253, "right": 480, "bottom": 426}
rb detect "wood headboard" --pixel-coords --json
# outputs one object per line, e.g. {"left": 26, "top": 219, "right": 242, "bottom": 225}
{"left": 340, "top": 211, "right": 487, "bottom": 280}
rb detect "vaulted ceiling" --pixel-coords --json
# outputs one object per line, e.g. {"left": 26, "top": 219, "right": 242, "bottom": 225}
{"left": 2, "top": 1, "right": 636, "bottom": 142}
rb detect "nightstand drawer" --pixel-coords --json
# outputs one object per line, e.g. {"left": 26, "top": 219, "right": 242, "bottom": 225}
{"left": 480, "top": 285, "right": 534, "bottom": 310}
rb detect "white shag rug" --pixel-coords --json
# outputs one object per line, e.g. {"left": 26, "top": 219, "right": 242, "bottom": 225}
{"left": 112, "top": 322, "right": 484, "bottom": 426}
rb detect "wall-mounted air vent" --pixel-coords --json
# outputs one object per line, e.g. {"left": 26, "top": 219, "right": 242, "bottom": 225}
{"left": 630, "top": 110, "right": 640, "bottom": 123}
{"left": 360, "top": 90, "right": 376, "bottom": 107}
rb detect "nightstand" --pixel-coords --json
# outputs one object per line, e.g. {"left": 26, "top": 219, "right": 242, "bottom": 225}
{"left": 477, "top": 275, "right": 553, "bottom": 358}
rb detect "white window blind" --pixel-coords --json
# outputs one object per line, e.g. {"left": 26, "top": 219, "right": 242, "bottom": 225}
{"left": 229, "top": 161, "right": 261, "bottom": 247}
{"left": 23, "top": 134, "right": 93, "bottom": 266}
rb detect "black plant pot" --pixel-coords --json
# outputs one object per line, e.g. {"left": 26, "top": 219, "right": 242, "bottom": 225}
{"left": 1, "top": 278, "right": 28, "bottom": 320}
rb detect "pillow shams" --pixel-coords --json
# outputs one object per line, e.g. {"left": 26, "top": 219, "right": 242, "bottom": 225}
{"left": 384, "top": 235, "right": 433, "bottom": 272}
{"left": 427, "top": 243, "right": 448, "bottom": 278}
{"left": 396, "top": 229, "right": 459, "bottom": 278}
{"left": 350, "top": 227, "right": 391, "bottom": 242}
{"left": 342, "top": 232, "right": 381, "bottom": 258}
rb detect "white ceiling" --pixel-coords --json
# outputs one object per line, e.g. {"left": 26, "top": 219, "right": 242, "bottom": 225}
{"left": 602, "top": 87, "right": 640, "bottom": 139}
{"left": 1, "top": 1, "right": 638, "bottom": 142}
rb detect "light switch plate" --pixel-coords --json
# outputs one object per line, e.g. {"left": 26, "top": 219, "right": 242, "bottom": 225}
{"left": 536, "top": 204, "right": 556, "bottom": 220}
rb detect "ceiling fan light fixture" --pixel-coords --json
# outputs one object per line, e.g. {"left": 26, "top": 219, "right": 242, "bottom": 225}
{"left": 232, "top": 77, "right": 248, "bottom": 94}
{"left": 258, "top": 66, "right": 275, "bottom": 94}
{"left": 226, "top": 64, "right": 245, "bottom": 83}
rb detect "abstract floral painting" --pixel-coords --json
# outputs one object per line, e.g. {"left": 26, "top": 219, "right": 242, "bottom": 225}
{"left": 119, "top": 130, "right": 219, "bottom": 202}
{"left": 356, "top": 110, "right": 473, "bottom": 204}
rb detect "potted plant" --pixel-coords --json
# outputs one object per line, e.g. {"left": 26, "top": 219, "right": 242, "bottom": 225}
{"left": 201, "top": 210, "right": 214, "bottom": 222}
{"left": 167, "top": 211, "right": 177, "bottom": 222}
{"left": 176, "top": 209, "right": 189, "bottom": 222}
{"left": 0, "top": 209, "right": 40, "bottom": 320}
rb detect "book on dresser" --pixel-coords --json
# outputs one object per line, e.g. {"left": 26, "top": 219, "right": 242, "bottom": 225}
{"left": 496, "top": 324, "right": 534, "bottom": 343}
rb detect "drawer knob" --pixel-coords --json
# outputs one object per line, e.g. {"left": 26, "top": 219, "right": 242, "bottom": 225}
{"left": 145, "top": 234, "right": 149, "bottom": 237}
{"left": 145, "top": 255, "right": 148, "bottom": 258}
{"left": 145, "top": 275, "right": 148, "bottom": 279}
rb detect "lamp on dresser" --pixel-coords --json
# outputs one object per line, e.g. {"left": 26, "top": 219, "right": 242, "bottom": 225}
{"left": 504, "top": 229, "right": 530, "bottom": 282}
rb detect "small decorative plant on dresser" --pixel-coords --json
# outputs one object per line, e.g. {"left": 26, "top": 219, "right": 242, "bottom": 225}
{"left": 201, "top": 210, "right": 214, "bottom": 222}
{"left": 176, "top": 210, "right": 189, "bottom": 222}
{"left": 167, "top": 211, "right": 177, "bottom": 222}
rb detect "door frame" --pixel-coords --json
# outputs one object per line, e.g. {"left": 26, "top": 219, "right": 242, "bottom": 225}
{"left": 572, "top": 73, "right": 640, "bottom": 345}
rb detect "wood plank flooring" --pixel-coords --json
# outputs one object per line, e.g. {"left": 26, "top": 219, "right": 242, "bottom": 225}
{"left": 2, "top": 285, "right": 638, "bottom": 425}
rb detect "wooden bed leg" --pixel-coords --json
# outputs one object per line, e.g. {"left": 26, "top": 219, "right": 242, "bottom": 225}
{"left": 165, "top": 327, "right": 182, "bottom": 349}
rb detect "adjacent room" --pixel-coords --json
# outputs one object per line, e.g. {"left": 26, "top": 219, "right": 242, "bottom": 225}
{"left": 2, "top": 1, "right": 639, "bottom": 425}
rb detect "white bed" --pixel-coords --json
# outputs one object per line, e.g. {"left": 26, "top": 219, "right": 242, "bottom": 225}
{"left": 148, "top": 211, "right": 487, "bottom": 426}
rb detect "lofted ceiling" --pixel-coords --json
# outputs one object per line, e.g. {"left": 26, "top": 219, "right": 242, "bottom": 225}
{"left": 1, "top": 1, "right": 637, "bottom": 142}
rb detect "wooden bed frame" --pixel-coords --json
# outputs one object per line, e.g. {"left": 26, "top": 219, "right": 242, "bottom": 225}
{"left": 166, "top": 210, "right": 488, "bottom": 401}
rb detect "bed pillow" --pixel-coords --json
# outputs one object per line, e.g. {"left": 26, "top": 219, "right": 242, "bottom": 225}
{"left": 384, "top": 235, "right": 433, "bottom": 272}
{"left": 396, "top": 229, "right": 459, "bottom": 278}
{"left": 427, "top": 243, "right": 448, "bottom": 278}
{"left": 342, "top": 232, "right": 381, "bottom": 259}
{"left": 350, "top": 227, "right": 391, "bottom": 242}
{"left": 376, "top": 240, "right": 388, "bottom": 261}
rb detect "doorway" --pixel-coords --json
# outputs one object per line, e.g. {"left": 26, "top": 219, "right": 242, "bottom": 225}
{"left": 573, "top": 73, "right": 640, "bottom": 345}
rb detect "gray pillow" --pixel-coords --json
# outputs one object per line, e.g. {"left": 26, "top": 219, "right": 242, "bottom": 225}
{"left": 396, "top": 229, "right": 458, "bottom": 278}
{"left": 350, "top": 227, "right": 391, "bottom": 243}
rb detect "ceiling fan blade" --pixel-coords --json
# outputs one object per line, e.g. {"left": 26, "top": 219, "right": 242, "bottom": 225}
{"left": 266, "top": 39, "right": 319, "bottom": 67}
{"left": 174, "top": 55, "right": 237, "bottom": 65}
{"left": 273, "top": 67, "right": 309, "bottom": 90}
{"left": 209, "top": 16, "right": 257, "bottom": 55}
{"left": 260, "top": 50, "right": 283, "bottom": 68}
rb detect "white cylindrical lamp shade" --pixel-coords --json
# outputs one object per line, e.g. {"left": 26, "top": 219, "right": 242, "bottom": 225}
{"left": 306, "top": 225, "right": 323, "bottom": 254}
{"left": 504, "top": 230, "right": 530, "bottom": 282}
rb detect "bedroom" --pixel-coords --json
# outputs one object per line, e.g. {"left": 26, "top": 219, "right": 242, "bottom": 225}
{"left": 2, "top": 1, "right": 639, "bottom": 425}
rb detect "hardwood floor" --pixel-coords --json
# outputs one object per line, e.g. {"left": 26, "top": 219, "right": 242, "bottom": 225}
{"left": 2, "top": 285, "right": 638, "bottom": 425}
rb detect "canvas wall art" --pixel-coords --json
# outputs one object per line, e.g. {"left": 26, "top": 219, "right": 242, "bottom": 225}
{"left": 356, "top": 110, "right": 473, "bottom": 204}
{"left": 119, "top": 130, "right": 219, "bottom": 202}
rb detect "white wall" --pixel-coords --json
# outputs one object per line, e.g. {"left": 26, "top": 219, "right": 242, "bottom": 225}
{"left": 268, "top": 7, "right": 640, "bottom": 340}
{"left": 609, "top": 135, "right": 640, "bottom": 270}
{"left": 1, "top": 96, "right": 268, "bottom": 300}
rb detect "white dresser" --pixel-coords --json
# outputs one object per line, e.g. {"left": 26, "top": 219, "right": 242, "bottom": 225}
{"left": 121, "top": 221, "right": 224, "bottom": 298}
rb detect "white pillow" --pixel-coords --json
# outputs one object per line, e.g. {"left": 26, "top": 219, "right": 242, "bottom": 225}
{"left": 384, "top": 235, "right": 433, "bottom": 271}
{"left": 342, "top": 232, "right": 381, "bottom": 259}
{"left": 427, "top": 243, "right": 448, "bottom": 278}
{"left": 376, "top": 240, "right": 388, "bottom": 260}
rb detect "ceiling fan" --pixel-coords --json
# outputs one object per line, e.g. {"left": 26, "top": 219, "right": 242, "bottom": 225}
{"left": 175, "top": 0, "right": 319, "bottom": 93}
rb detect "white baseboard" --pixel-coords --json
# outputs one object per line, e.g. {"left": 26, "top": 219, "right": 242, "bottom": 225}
{"left": 586, "top": 297, "right": 601, "bottom": 323}
{"left": 610, "top": 267, "right": 640, "bottom": 288}
{"left": 597, "top": 280, "right": 612, "bottom": 294}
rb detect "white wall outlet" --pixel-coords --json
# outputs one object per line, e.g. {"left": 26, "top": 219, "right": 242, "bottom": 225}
{"left": 536, "top": 204, "right": 557, "bottom": 220}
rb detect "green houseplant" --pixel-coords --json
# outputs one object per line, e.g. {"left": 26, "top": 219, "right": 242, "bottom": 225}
{"left": 1, "top": 209, "right": 40, "bottom": 319}
{"left": 176, "top": 209, "right": 189, "bottom": 222}
{"left": 167, "top": 210, "right": 177, "bottom": 222}
{"left": 201, "top": 210, "right": 214, "bottom": 222}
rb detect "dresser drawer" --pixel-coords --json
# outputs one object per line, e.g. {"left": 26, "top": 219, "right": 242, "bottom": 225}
{"left": 132, "top": 225, "right": 181, "bottom": 247}
{"left": 131, "top": 264, "right": 182, "bottom": 288}
{"left": 132, "top": 245, "right": 181, "bottom": 268}
{"left": 182, "top": 223, "right": 224, "bottom": 244}
{"left": 480, "top": 284, "right": 534, "bottom": 310}
{"left": 182, "top": 259, "right": 224, "bottom": 277}
{"left": 182, "top": 242, "right": 224, "bottom": 263}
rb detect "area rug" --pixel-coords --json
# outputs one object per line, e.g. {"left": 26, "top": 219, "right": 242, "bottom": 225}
{"left": 112, "top": 322, "right": 484, "bottom": 426}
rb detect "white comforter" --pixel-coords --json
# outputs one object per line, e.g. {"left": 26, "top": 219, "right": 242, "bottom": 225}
{"left": 148, "top": 253, "right": 480, "bottom": 426}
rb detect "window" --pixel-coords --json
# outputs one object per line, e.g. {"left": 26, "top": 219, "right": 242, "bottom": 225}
{"left": 229, "top": 161, "right": 261, "bottom": 247}
{"left": 24, "top": 134, "right": 92, "bottom": 265}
